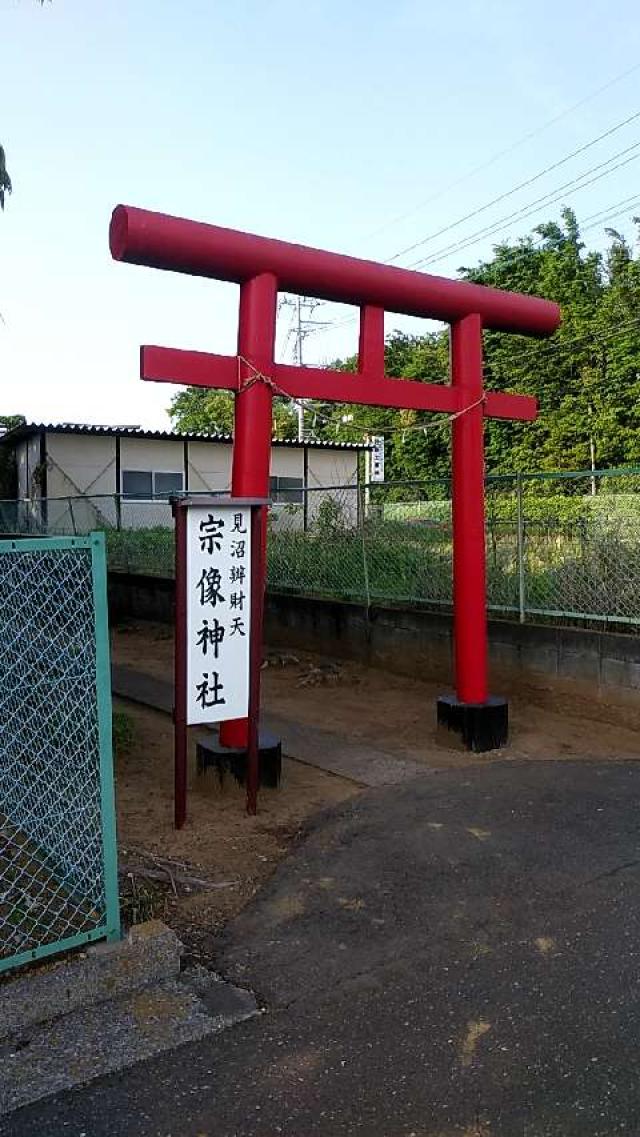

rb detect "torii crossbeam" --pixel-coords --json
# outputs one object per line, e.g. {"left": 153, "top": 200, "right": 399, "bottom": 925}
{"left": 110, "top": 205, "right": 560, "bottom": 753}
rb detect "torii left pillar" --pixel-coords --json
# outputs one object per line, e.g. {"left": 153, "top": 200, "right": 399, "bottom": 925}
{"left": 219, "top": 272, "right": 277, "bottom": 750}
{"left": 109, "top": 204, "right": 560, "bottom": 755}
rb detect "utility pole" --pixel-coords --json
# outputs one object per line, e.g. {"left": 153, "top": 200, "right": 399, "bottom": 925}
{"left": 279, "top": 296, "right": 331, "bottom": 440}
{"left": 296, "top": 296, "right": 304, "bottom": 441}
{"left": 588, "top": 402, "right": 597, "bottom": 495}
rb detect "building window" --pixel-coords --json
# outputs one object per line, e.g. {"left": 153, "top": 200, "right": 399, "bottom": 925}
{"left": 154, "top": 471, "right": 184, "bottom": 498}
{"left": 269, "top": 476, "right": 304, "bottom": 504}
{"left": 122, "top": 470, "right": 184, "bottom": 500}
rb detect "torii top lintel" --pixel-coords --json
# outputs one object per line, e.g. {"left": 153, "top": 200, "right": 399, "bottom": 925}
{"left": 110, "top": 205, "right": 560, "bottom": 335}
{"left": 109, "top": 205, "right": 560, "bottom": 422}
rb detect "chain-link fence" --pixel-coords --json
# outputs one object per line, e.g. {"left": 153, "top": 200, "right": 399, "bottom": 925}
{"left": 0, "top": 533, "right": 120, "bottom": 974}
{"left": 4, "top": 470, "right": 640, "bottom": 630}
{"left": 271, "top": 470, "right": 640, "bottom": 630}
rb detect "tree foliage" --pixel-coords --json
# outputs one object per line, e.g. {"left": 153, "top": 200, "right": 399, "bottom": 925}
{"left": 168, "top": 209, "right": 640, "bottom": 479}
{"left": 169, "top": 387, "right": 298, "bottom": 439}
{"left": 0, "top": 147, "right": 11, "bottom": 211}
{"left": 0, "top": 414, "right": 25, "bottom": 496}
{"left": 1, "top": 2, "right": 49, "bottom": 211}
{"left": 320, "top": 208, "right": 640, "bottom": 479}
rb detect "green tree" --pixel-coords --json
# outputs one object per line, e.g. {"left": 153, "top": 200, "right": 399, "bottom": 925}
{"left": 1, "top": 2, "right": 49, "bottom": 210}
{"left": 168, "top": 209, "right": 640, "bottom": 482}
{"left": 0, "top": 414, "right": 25, "bottom": 495}
{"left": 310, "top": 331, "right": 450, "bottom": 482}
{"left": 0, "top": 147, "right": 11, "bottom": 211}
{"left": 169, "top": 387, "right": 298, "bottom": 439}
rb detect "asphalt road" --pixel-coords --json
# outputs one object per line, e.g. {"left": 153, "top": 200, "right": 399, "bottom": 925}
{"left": 6, "top": 760, "right": 640, "bottom": 1137}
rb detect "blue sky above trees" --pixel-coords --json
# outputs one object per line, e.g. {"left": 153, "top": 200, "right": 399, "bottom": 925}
{"left": 2, "top": 0, "right": 640, "bottom": 430}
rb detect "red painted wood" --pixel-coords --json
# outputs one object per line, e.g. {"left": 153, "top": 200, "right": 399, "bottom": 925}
{"left": 141, "top": 345, "right": 237, "bottom": 390}
{"left": 219, "top": 274, "right": 277, "bottom": 751}
{"left": 172, "top": 501, "right": 188, "bottom": 829}
{"left": 358, "top": 306, "right": 385, "bottom": 373}
{"left": 140, "top": 345, "right": 537, "bottom": 421}
{"left": 246, "top": 505, "right": 264, "bottom": 815}
{"left": 484, "top": 391, "right": 537, "bottom": 421}
{"left": 451, "top": 315, "right": 488, "bottom": 704}
{"left": 111, "top": 205, "right": 560, "bottom": 722}
{"left": 111, "top": 205, "right": 561, "bottom": 335}
{"left": 274, "top": 363, "right": 462, "bottom": 413}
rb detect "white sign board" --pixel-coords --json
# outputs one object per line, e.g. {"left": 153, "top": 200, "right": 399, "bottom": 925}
{"left": 185, "top": 503, "right": 252, "bottom": 725}
{"left": 370, "top": 435, "right": 385, "bottom": 482}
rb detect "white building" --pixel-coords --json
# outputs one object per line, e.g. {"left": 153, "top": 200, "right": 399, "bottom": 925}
{"left": 2, "top": 422, "right": 366, "bottom": 532}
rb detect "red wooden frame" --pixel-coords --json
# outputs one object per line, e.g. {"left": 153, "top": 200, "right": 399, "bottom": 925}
{"left": 111, "top": 205, "right": 560, "bottom": 751}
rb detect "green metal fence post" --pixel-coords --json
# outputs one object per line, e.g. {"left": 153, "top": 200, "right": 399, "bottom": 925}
{"left": 90, "top": 531, "right": 121, "bottom": 944}
{"left": 0, "top": 534, "right": 121, "bottom": 973}
{"left": 517, "top": 472, "right": 526, "bottom": 624}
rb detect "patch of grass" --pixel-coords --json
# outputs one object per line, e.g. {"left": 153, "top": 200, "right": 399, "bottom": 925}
{"left": 119, "top": 874, "right": 167, "bottom": 928}
{"left": 113, "top": 709, "right": 135, "bottom": 757}
{"left": 101, "top": 508, "right": 640, "bottom": 627}
{"left": 106, "top": 526, "right": 174, "bottom": 577}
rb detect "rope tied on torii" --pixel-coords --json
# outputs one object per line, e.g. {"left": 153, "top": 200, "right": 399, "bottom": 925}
{"left": 234, "top": 353, "right": 488, "bottom": 430}
{"left": 110, "top": 204, "right": 560, "bottom": 752}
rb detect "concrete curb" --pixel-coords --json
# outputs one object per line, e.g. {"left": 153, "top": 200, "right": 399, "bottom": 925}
{"left": 0, "top": 920, "right": 181, "bottom": 1042}
{"left": 0, "top": 925, "right": 259, "bottom": 1116}
{"left": 0, "top": 968, "right": 259, "bottom": 1115}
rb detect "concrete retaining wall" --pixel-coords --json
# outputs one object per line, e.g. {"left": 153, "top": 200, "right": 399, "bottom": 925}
{"left": 108, "top": 573, "right": 640, "bottom": 725}
{"left": 109, "top": 572, "right": 175, "bottom": 625}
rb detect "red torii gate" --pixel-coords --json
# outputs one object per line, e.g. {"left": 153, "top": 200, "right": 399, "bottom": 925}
{"left": 110, "top": 205, "right": 560, "bottom": 752}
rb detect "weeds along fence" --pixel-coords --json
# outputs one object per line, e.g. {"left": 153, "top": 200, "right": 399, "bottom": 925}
{"left": 3, "top": 468, "right": 640, "bottom": 631}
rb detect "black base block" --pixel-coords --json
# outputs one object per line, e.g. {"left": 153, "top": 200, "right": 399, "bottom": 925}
{"left": 437, "top": 694, "right": 508, "bottom": 752}
{"left": 196, "top": 730, "right": 282, "bottom": 788}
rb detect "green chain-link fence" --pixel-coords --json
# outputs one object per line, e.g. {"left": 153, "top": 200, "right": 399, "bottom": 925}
{"left": 4, "top": 469, "right": 640, "bottom": 630}
{"left": 0, "top": 533, "right": 120, "bottom": 974}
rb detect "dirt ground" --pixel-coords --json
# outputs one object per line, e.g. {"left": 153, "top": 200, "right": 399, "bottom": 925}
{"left": 111, "top": 620, "right": 640, "bottom": 958}
{"left": 112, "top": 620, "right": 640, "bottom": 768}
{"left": 114, "top": 698, "right": 356, "bottom": 962}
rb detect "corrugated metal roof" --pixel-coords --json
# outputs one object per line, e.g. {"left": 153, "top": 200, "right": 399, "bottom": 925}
{"left": 2, "top": 422, "right": 369, "bottom": 451}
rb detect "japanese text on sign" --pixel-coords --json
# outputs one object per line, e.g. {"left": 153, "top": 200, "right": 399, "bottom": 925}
{"left": 368, "top": 435, "right": 385, "bottom": 482}
{"left": 186, "top": 505, "right": 251, "bottom": 725}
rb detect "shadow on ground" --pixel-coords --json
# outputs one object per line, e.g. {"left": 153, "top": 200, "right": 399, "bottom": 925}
{"left": 7, "top": 761, "right": 640, "bottom": 1137}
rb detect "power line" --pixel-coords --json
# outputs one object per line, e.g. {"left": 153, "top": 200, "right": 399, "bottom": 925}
{"left": 409, "top": 142, "right": 640, "bottom": 269}
{"left": 580, "top": 193, "right": 640, "bottom": 227}
{"left": 439, "top": 195, "right": 640, "bottom": 282}
{"left": 295, "top": 70, "right": 640, "bottom": 347}
{"left": 294, "top": 311, "right": 640, "bottom": 446}
{"left": 490, "top": 309, "right": 640, "bottom": 371}
{"left": 281, "top": 144, "right": 640, "bottom": 347}
{"left": 415, "top": 195, "right": 640, "bottom": 286}
{"left": 305, "top": 192, "right": 640, "bottom": 347}
{"left": 365, "top": 61, "right": 640, "bottom": 243}
{"left": 277, "top": 295, "right": 333, "bottom": 439}
{"left": 410, "top": 142, "right": 640, "bottom": 267}
{"left": 330, "top": 313, "right": 640, "bottom": 444}
{"left": 388, "top": 109, "right": 640, "bottom": 264}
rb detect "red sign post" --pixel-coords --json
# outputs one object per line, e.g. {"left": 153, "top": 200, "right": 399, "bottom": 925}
{"left": 110, "top": 205, "right": 560, "bottom": 755}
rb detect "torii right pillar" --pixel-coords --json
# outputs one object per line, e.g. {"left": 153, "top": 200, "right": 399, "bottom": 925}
{"left": 436, "top": 312, "right": 504, "bottom": 750}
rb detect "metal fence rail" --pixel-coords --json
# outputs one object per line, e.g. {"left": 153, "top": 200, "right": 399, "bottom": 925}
{"left": 0, "top": 533, "right": 120, "bottom": 974}
{"left": 4, "top": 468, "right": 640, "bottom": 631}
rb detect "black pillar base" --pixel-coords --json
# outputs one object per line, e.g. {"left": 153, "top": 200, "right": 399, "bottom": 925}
{"left": 437, "top": 694, "right": 508, "bottom": 752}
{"left": 196, "top": 729, "right": 282, "bottom": 788}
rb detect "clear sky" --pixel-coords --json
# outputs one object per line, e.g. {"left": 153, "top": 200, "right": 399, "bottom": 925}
{"left": 2, "top": 0, "right": 640, "bottom": 430}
